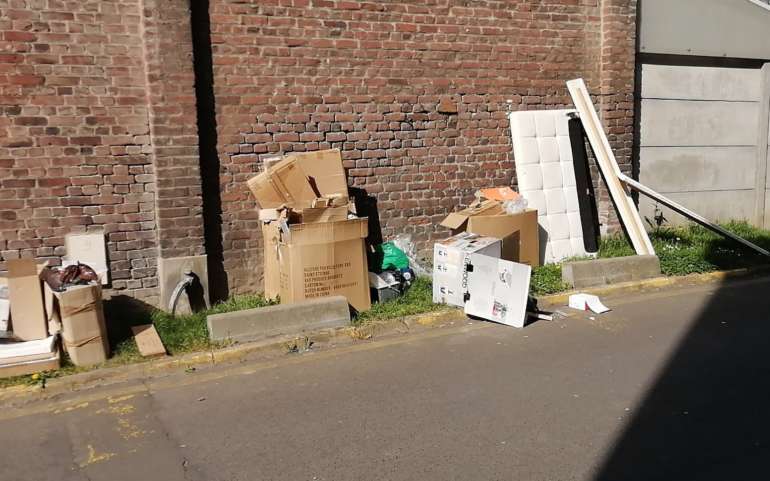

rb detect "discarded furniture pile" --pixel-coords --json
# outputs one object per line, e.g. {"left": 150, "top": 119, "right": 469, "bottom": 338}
{"left": 0, "top": 234, "right": 166, "bottom": 379}
{"left": 430, "top": 77, "right": 770, "bottom": 327}
{"left": 0, "top": 258, "right": 108, "bottom": 378}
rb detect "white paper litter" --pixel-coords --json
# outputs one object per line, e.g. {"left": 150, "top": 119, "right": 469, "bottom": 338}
{"left": 568, "top": 293, "right": 610, "bottom": 314}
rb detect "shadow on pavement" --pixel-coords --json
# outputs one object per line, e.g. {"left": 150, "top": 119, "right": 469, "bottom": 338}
{"left": 592, "top": 276, "right": 770, "bottom": 480}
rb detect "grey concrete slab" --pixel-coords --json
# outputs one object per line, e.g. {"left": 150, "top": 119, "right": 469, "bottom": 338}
{"left": 639, "top": 0, "right": 770, "bottom": 60}
{"left": 157, "top": 255, "right": 209, "bottom": 314}
{"left": 638, "top": 146, "right": 756, "bottom": 192}
{"left": 562, "top": 255, "right": 661, "bottom": 288}
{"left": 640, "top": 64, "right": 760, "bottom": 102}
{"left": 640, "top": 99, "right": 759, "bottom": 147}
{"left": 639, "top": 189, "right": 755, "bottom": 227}
{"left": 207, "top": 295, "right": 350, "bottom": 342}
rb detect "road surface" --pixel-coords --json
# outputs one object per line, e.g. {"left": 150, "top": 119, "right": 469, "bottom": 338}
{"left": 2, "top": 277, "right": 770, "bottom": 481}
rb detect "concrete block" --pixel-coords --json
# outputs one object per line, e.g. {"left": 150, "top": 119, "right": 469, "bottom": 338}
{"left": 207, "top": 296, "right": 350, "bottom": 342}
{"left": 158, "top": 255, "right": 209, "bottom": 314}
{"left": 562, "top": 255, "right": 661, "bottom": 289}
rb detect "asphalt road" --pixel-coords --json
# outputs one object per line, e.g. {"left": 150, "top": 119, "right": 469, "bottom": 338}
{"left": 3, "top": 277, "right": 770, "bottom": 481}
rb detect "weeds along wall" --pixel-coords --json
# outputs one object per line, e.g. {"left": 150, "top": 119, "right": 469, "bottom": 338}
{"left": 0, "top": 0, "right": 638, "bottom": 305}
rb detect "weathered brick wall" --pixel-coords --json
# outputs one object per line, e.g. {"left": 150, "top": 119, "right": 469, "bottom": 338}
{"left": 0, "top": 0, "right": 202, "bottom": 306}
{"left": 1, "top": 0, "right": 637, "bottom": 305}
{"left": 208, "top": 0, "right": 637, "bottom": 295}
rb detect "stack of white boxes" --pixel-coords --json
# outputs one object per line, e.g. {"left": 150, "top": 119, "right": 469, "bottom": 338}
{"left": 432, "top": 232, "right": 531, "bottom": 328}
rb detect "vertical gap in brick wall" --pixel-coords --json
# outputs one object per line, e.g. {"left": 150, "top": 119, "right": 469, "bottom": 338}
{"left": 631, "top": 3, "right": 642, "bottom": 207}
{"left": 190, "top": 0, "right": 228, "bottom": 303}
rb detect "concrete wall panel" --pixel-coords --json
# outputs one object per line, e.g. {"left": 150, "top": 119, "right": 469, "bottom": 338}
{"left": 640, "top": 65, "right": 761, "bottom": 102}
{"left": 640, "top": 99, "right": 758, "bottom": 147}
{"left": 639, "top": 190, "right": 755, "bottom": 227}
{"left": 639, "top": 0, "right": 770, "bottom": 60}
{"left": 639, "top": 147, "right": 756, "bottom": 192}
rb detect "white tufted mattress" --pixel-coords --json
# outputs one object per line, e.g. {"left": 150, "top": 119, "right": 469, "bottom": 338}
{"left": 509, "top": 109, "right": 592, "bottom": 264}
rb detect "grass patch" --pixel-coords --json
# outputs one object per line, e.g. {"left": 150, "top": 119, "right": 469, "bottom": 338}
{"left": 599, "top": 221, "right": 770, "bottom": 276}
{"left": 530, "top": 263, "right": 569, "bottom": 296}
{"left": 4, "top": 221, "right": 769, "bottom": 388}
{"left": 353, "top": 276, "right": 447, "bottom": 326}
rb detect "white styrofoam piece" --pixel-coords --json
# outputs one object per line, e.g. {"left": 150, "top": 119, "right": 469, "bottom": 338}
{"left": 0, "top": 335, "right": 56, "bottom": 360}
{"left": 510, "top": 109, "right": 593, "bottom": 263}
{"left": 569, "top": 293, "right": 610, "bottom": 314}
{"left": 464, "top": 254, "right": 532, "bottom": 328}
{"left": 432, "top": 233, "right": 502, "bottom": 307}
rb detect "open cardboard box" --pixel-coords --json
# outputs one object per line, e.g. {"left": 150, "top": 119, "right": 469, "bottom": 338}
{"left": 441, "top": 202, "right": 540, "bottom": 267}
{"left": 263, "top": 218, "right": 371, "bottom": 313}
{"left": 247, "top": 149, "right": 349, "bottom": 209}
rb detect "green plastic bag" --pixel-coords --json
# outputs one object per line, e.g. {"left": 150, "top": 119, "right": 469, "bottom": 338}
{"left": 377, "top": 242, "right": 410, "bottom": 271}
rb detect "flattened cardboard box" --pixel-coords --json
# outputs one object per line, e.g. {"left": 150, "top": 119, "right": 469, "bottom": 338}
{"left": 56, "top": 284, "right": 109, "bottom": 367}
{"left": 442, "top": 207, "right": 539, "bottom": 267}
{"left": 7, "top": 259, "right": 47, "bottom": 341}
{"left": 270, "top": 218, "right": 371, "bottom": 312}
{"left": 262, "top": 222, "right": 281, "bottom": 300}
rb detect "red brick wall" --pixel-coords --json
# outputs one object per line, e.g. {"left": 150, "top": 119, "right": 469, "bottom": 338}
{"left": 0, "top": 0, "right": 202, "bottom": 305}
{"left": 1, "top": 0, "right": 637, "bottom": 304}
{"left": 208, "top": 0, "right": 638, "bottom": 294}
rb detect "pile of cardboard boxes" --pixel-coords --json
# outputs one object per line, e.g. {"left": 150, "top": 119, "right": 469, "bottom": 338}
{"left": 248, "top": 149, "right": 371, "bottom": 313}
{"left": 0, "top": 258, "right": 109, "bottom": 378}
{"left": 433, "top": 188, "right": 539, "bottom": 328}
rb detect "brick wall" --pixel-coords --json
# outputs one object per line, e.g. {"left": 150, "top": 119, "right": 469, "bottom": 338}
{"left": 1, "top": 0, "right": 638, "bottom": 305}
{"left": 208, "top": 0, "right": 638, "bottom": 295}
{"left": 0, "top": 0, "right": 202, "bottom": 306}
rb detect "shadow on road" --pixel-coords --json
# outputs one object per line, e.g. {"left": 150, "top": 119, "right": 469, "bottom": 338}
{"left": 592, "top": 276, "right": 770, "bottom": 480}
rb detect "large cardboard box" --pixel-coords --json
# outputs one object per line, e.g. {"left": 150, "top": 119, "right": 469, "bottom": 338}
{"left": 266, "top": 218, "right": 371, "bottom": 312}
{"left": 464, "top": 254, "right": 531, "bottom": 328}
{"left": 7, "top": 259, "right": 47, "bottom": 341}
{"left": 441, "top": 205, "right": 539, "bottom": 267}
{"left": 432, "top": 233, "right": 502, "bottom": 307}
{"left": 56, "top": 284, "right": 109, "bottom": 367}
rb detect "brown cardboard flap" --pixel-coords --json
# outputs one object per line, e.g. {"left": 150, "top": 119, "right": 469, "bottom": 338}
{"left": 464, "top": 208, "right": 539, "bottom": 267}
{"left": 440, "top": 212, "right": 469, "bottom": 230}
{"left": 7, "top": 259, "right": 47, "bottom": 341}
{"left": 262, "top": 223, "right": 281, "bottom": 300}
{"left": 291, "top": 149, "right": 348, "bottom": 198}
{"left": 299, "top": 204, "right": 350, "bottom": 224}
{"left": 284, "top": 218, "right": 368, "bottom": 246}
{"left": 247, "top": 156, "right": 318, "bottom": 209}
{"left": 440, "top": 200, "right": 504, "bottom": 230}
{"left": 8, "top": 259, "right": 38, "bottom": 277}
